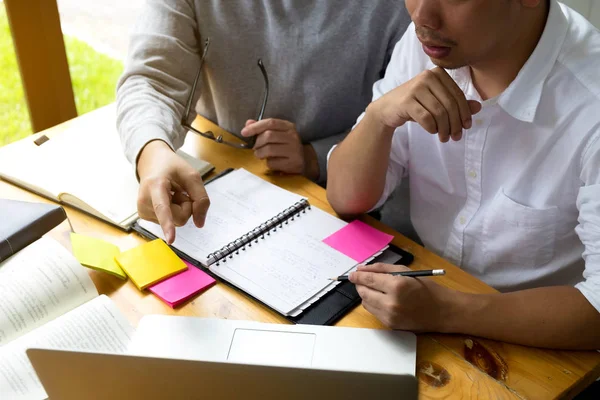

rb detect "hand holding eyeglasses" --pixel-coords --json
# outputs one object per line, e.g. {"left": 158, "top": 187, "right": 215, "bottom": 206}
{"left": 241, "top": 118, "right": 320, "bottom": 181}
{"left": 136, "top": 140, "right": 210, "bottom": 244}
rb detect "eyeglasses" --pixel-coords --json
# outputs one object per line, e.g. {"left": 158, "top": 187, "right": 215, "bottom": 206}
{"left": 182, "top": 37, "right": 269, "bottom": 149}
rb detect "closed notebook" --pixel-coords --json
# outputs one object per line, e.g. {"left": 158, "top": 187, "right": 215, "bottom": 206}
{"left": 0, "top": 199, "right": 67, "bottom": 262}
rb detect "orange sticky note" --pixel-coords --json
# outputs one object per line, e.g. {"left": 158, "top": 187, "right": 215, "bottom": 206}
{"left": 115, "top": 239, "right": 188, "bottom": 290}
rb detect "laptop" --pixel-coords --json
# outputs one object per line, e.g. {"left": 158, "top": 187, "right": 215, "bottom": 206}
{"left": 27, "top": 316, "right": 417, "bottom": 400}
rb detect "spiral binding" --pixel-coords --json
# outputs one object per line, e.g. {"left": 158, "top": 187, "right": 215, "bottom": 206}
{"left": 207, "top": 199, "right": 311, "bottom": 266}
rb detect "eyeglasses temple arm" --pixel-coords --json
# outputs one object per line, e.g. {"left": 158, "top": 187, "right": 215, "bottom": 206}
{"left": 256, "top": 59, "right": 269, "bottom": 122}
{"left": 183, "top": 38, "right": 211, "bottom": 125}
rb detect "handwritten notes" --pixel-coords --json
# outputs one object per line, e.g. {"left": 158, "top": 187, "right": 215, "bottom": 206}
{"left": 70, "top": 233, "right": 126, "bottom": 279}
{"left": 149, "top": 261, "right": 215, "bottom": 308}
{"left": 323, "top": 220, "right": 393, "bottom": 263}
{"left": 115, "top": 239, "right": 187, "bottom": 290}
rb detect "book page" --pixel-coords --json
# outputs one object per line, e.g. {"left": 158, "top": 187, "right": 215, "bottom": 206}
{"left": 210, "top": 206, "right": 358, "bottom": 315}
{"left": 0, "top": 137, "right": 61, "bottom": 200}
{"left": 0, "top": 238, "right": 97, "bottom": 346}
{"left": 139, "top": 168, "right": 304, "bottom": 265}
{"left": 45, "top": 114, "right": 140, "bottom": 226}
{"left": 0, "top": 295, "right": 133, "bottom": 400}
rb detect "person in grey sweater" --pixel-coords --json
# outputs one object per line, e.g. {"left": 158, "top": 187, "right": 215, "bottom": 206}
{"left": 117, "top": 0, "right": 411, "bottom": 243}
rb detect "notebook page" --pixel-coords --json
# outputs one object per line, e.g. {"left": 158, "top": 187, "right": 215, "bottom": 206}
{"left": 44, "top": 118, "right": 140, "bottom": 225}
{"left": 0, "top": 238, "right": 97, "bottom": 346}
{"left": 0, "top": 295, "right": 133, "bottom": 400}
{"left": 138, "top": 169, "right": 304, "bottom": 265}
{"left": 0, "top": 136, "right": 62, "bottom": 200}
{"left": 287, "top": 248, "right": 388, "bottom": 317}
{"left": 209, "top": 206, "right": 357, "bottom": 315}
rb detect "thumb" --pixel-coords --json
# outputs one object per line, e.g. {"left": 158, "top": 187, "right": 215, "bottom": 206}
{"left": 468, "top": 100, "right": 482, "bottom": 115}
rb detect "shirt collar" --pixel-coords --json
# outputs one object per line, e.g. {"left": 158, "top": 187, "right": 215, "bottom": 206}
{"left": 447, "top": 0, "right": 568, "bottom": 123}
{"left": 497, "top": 0, "right": 568, "bottom": 123}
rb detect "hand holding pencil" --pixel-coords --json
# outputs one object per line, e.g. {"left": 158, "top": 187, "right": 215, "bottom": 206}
{"left": 330, "top": 268, "right": 445, "bottom": 282}
{"left": 348, "top": 263, "right": 454, "bottom": 332}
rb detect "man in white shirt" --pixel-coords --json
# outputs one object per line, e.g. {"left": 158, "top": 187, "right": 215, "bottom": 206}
{"left": 328, "top": 0, "right": 600, "bottom": 349}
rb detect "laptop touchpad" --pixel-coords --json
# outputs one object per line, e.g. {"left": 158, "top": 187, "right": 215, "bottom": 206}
{"left": 227, "top": 329, "right": 315, "bottom": 368}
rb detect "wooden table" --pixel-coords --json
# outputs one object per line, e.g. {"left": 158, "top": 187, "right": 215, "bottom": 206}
{"left": 2, "top": 108, "right": 600, "bottom": 399}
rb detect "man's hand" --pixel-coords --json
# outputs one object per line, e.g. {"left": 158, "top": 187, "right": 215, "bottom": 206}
{"left": 349, "top": 263, "right": 456, "bottom": 332}
{"left": 136, "top": 140, "right": 210, "bottom": 244}
{"left": 241, "top": 118, "right": 319, "bottom": 181}
{"left": 370, "top": 67, "right": 482, "bottom": 143}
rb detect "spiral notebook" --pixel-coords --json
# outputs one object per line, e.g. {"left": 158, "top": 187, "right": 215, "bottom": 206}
{"left": 133, "top": 169, "right": 397, "bottom": 319}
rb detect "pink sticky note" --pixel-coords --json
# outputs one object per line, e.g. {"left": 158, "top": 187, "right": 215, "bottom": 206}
{"left": 148, "top": 261, "right": 216, "bottom": 308}
{"left": 323, "top": 220, "right": 394, "bottom": 263}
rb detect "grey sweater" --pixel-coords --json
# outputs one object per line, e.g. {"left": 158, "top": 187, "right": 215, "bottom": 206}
{"left": 116, "top": 0, "right": 411, "bottom": 183}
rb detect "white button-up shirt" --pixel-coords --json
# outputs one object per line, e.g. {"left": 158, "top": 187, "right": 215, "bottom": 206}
{"left": 341, "top": 1, "right": 600, "bottom": 312}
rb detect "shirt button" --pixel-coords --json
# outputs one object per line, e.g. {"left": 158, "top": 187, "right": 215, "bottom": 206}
{"left": 468, "top": 170, "right": 477, "bottom": 179}
{"left": 459, "top": 216, "right": 467, "bottom": 225}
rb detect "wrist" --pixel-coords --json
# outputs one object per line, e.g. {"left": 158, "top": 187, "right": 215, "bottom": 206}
{"left": 436, "top": 289, "right": 486, "bottom": 334}
{"left": 136, "top": 140, "right": 173, "bottom": 179}
{"left": 302, "top": 144, "right": 320, "bottom": 181}
{"left": 365, "top": 101, "right": 396, "bottom": 138}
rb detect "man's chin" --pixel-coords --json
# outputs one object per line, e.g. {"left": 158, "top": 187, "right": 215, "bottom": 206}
{"left": 429, "top": 57, "right": 466, "bottom": 70}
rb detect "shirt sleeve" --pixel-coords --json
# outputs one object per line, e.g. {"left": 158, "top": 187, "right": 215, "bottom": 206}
{"left": 574, "top": 128, "right": 600, "bottom": 313}
{"left": 116, "top": 0, "right": 201, "bottom": 166}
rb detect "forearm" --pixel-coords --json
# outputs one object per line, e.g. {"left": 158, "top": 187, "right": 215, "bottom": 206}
{"left": 327, "top": 106, "right": 396, "bottom": 216}
{"left": 445, "top": 286, "right": 600, "bottom": 349}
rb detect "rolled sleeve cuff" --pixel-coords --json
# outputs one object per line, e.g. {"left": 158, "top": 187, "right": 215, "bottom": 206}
{"left": 575, "top": 279, "right": 600, "bottom": 314}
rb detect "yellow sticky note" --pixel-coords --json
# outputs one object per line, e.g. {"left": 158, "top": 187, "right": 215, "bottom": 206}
{"left": 115, "top": 239, "right": 188, "bottom": 290}
{"left": 70, "top": 233, "right": 127, "bottom": 279}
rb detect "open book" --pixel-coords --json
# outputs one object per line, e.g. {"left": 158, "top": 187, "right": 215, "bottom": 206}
{"left": 135, "top": 169, "right": 388, "bottom": 318}
{"left": 0, "top": 237, "right": 134, "bottom": 400}
{"left": 0, "top": 105, "right": 214, "bottom": 230}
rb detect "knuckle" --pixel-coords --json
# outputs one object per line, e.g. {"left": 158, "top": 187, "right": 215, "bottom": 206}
{"left": 264, "top": 130, "right": 275, "bottom": 142}
{"left": 153, "top": 202, "right": 169, "bottom": 215}
{"left": 391, "top": 279, "right": 405, "bottom": 293}
{"left": 184, "top": 170, "right": 202, "bottom": 183}
{"left": 267, "top": 118, "right": 276, "bottom": 129}
{"left": 421, "top": 69, "right": 435, "bottom": 81}
{"left": 198, "top": 196, "right": 211, "bottom": 209}
{"left": 443, "top": 98, "right": 458, "bottom": 114}
{"left": 357, "top": 287, "right": 369, "bottom": 301}
{"left": 432, "top": 103, "right": 446, "bottom": 117}
{"left": 423, "top": 115, "right": 436, "bottom": 132}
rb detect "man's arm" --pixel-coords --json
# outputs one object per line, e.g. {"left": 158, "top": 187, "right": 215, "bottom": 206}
{"left": 450, "top": 286, "right": 600, "bottom": 349}
{"left": 116, "top": 0, "right": 201, "bottom": 166}
{"left": 327, "top": 109, "right": 397, "bottom": 217}
{"left": 117, "top": 0, "right": 210, "bottom": 243}
{"left": 350, "top": 264, "right": 600, "bottom": 349}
